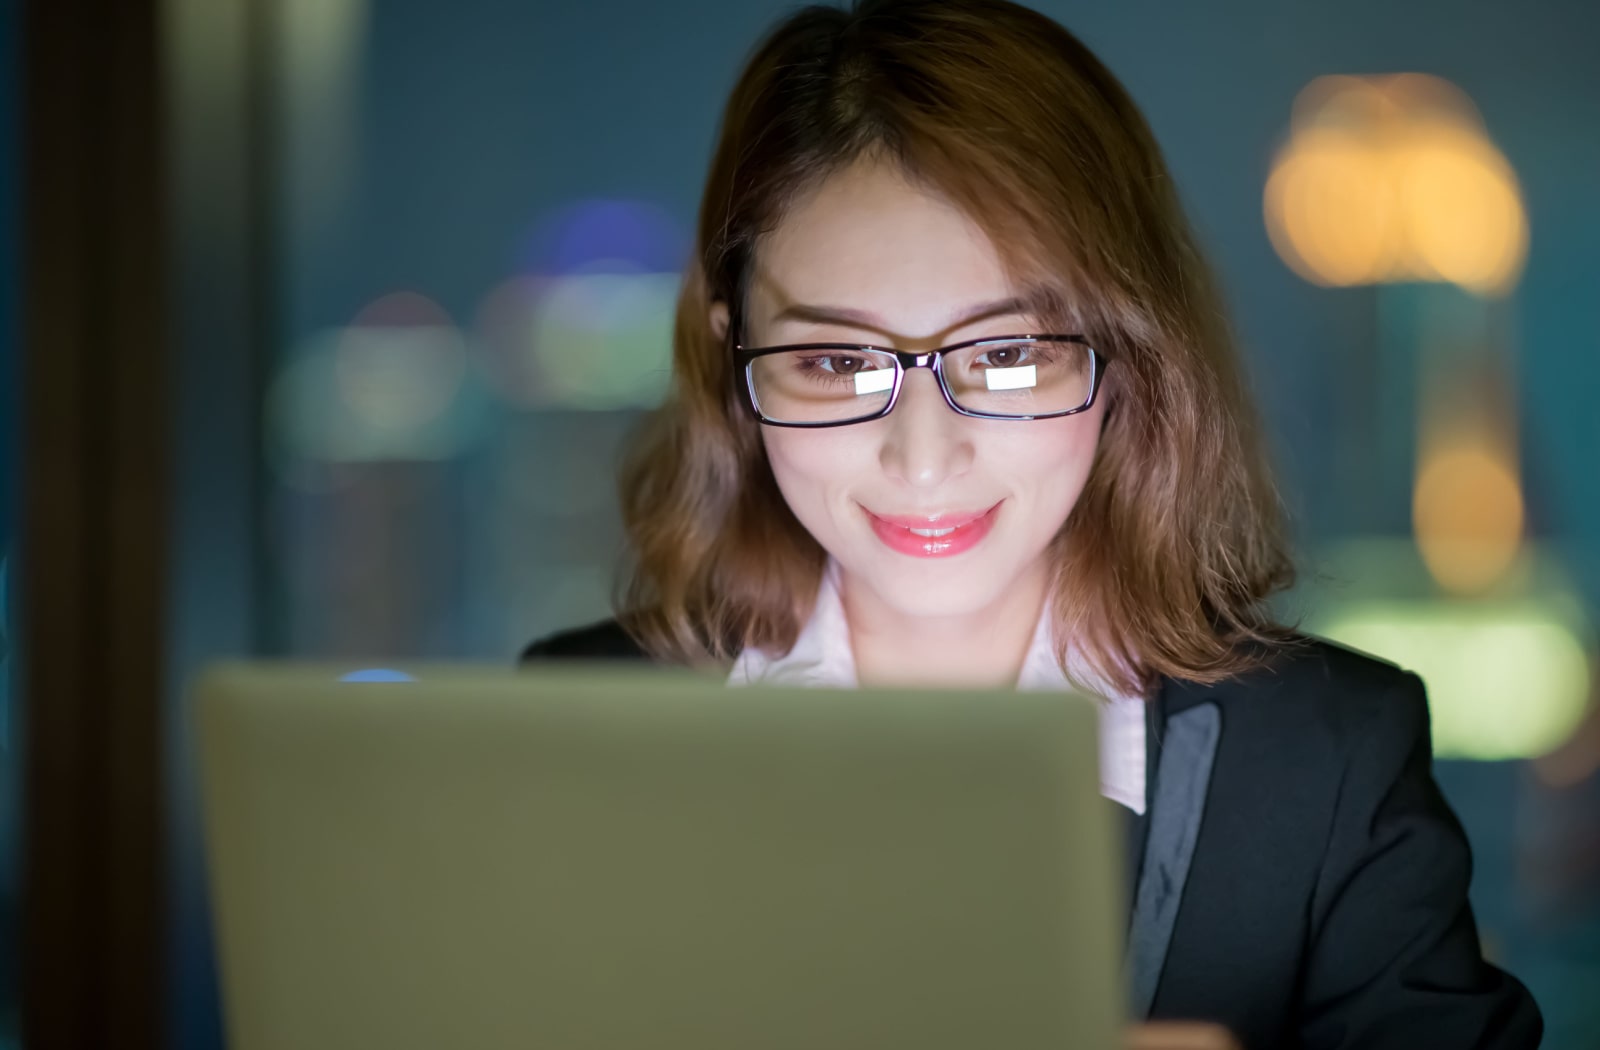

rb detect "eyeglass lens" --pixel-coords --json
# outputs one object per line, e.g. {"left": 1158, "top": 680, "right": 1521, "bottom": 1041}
{"left": 747, "top": 338, "right": 1093, "bottom": 424}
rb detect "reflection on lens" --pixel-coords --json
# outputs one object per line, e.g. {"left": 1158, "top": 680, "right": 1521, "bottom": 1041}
{"left": 750, "top": 347, "right": 898, "bottom": 424}
{"left": 985, "top": 364, "right": 1037, "bottom": 391}
{"left": 746, "top": 338, "right": 1094, "bottom": 423}
{"left": 946, "top": 338, "right": 1092, "bottom": 417}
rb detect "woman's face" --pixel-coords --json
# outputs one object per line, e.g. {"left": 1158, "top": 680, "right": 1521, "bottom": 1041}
{"left": 724, "top": 160, "right": 1107, "bottom": 622}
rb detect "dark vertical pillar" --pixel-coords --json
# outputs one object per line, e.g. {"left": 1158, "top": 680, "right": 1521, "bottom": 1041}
{"left": 19, "top": 0, "right": 169, "bottom": 1045}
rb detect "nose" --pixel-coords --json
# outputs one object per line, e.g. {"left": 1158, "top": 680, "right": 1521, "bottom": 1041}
{"left": 876, "top": 367, "right": 975, "bottom": 489}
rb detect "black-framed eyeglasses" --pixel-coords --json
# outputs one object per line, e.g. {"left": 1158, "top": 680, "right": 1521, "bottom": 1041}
{"left": 734, "top": 334, "right": 1107, "bottom": 428}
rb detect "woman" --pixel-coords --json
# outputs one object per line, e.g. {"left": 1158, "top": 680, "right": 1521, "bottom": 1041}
{"left": 524, "top": 1, "right": 1542, "bottom": 1046}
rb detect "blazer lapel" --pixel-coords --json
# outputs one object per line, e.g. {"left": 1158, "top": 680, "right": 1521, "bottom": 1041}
{"left": 1121, "top": 688, "right": 1162, "bottom": 928}
{"left": 1124, "top": 699, "right": 1222, "bottom": 1019}
{"left": 1122, "top": 803, "right": 1148, "bottom": 929}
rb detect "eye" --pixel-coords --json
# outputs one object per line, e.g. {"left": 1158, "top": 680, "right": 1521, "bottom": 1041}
{"left": 974, "top": 344, "right": 1030, "bottom": 368}
{"left": 819, "top": 354, "right": 878, "bottom": 375}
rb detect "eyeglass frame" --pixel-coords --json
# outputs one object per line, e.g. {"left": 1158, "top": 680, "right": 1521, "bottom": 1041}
{"left": 733, "top": 333, "right": 1109, "bottom": 428}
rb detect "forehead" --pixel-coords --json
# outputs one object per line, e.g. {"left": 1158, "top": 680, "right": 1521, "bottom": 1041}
{"left": 748, "top": 161, "right": 1025, "bottom": 336}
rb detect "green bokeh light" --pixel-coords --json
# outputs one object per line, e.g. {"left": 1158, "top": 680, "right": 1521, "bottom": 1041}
{"left": 1315, "top": 599, "right": 1592, "bottom": 760}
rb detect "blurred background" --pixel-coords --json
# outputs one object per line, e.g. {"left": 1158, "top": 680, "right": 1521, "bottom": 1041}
{"left": 4, "top": 0, "right": 1600, "bottom": 1047}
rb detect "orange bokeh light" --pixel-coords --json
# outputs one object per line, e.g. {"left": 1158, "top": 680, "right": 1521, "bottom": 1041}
{"left": 1265, "top": 74, "right": 1527, "bottom": 296}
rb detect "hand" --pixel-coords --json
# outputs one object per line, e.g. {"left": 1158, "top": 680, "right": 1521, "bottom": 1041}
{"left": 1125, "top": 1021, "right": 1243, "bottom": 1050}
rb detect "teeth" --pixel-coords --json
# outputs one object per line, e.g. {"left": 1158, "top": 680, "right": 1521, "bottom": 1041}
{"left": 908, "top": 527, "right": 956, "bottom": 537}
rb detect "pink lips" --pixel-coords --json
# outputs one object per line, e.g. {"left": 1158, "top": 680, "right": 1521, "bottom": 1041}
{"left": 864, "top": 502, "right": 1002, "bottom": 558}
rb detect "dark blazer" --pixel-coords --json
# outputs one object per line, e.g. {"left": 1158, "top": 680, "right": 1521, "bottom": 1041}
{"left": 523, "top": 621, "right": 1542, "bottom": 1049}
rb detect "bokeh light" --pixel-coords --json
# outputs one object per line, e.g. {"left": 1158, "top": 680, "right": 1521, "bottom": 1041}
{"left": 268, "top": 292, "right": 487, "bottom": 475}
{"left": 530, "top": 272, "right": 677, "bottom": 409}
{"left": 519, "top": 198, "right": 686, "bottom": 276}
{"left": 476, "top": 198, "right": 684, "bottom": 411}
{"left": 337, "top": 292, "right": 466, "bottom": 433}
{"left": 1317, "top": 599, "right": 1591, "bottom": 760}
{"left": 1265, "top": 74, "right": 1528, "bottom": 296}
{"left": 1266, "top": 132, "right": 1392, "bottom": 286}
{"left": 340, "top": 668, "right": 417, "bottom": 683}
{"left": 1532, "top": 677, "right": 1600, "bottom": 789}
{"left": 1414, "top": 437, "right": 1525, "bottom": 594}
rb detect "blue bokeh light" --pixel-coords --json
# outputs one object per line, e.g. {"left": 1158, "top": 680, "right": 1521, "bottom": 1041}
{"left": 519, "top": 198, "right": 685, "bottom": 275}
{"left": 339, "top": 668, "right": 417, "bottom": 683}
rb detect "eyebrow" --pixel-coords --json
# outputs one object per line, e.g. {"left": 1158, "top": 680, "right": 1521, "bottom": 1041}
{"left": 768, "top": 295, "right": 1038, "bottom": 337}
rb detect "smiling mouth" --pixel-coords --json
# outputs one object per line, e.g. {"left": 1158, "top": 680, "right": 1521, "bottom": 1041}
{"left": 862, "top": 502, "right": 1003, "bottom": 558}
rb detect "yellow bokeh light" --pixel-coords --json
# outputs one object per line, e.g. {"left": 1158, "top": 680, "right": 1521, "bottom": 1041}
{"left": 1265, "top": 128, "right": 1397, "bottom": 286}
{"left": 1264, "top": 74, "right": 1527, "bottom": 296}
{"left": 1397, "top": 123, "right": 1529, "bottom": 294}
{"left": 1413, "top": 439, "right": 1524, "bottom": 595}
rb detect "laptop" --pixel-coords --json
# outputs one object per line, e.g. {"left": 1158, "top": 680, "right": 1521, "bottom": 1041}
{"left": 196, "top": 663, "right": 1123, "bottom": 1050}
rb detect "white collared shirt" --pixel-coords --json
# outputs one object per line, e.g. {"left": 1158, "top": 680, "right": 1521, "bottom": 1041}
{"left": 728, "top": 560, "right": 1148, "bottom": 814}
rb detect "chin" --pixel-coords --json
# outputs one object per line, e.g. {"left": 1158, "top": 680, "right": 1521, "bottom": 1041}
{"left": 846, "top": 556, "right": 1023, "bottom": 620}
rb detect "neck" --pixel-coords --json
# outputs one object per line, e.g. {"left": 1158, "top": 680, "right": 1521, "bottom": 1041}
{"left": 841, "top": 564, "right": 1049, "bottom": 689}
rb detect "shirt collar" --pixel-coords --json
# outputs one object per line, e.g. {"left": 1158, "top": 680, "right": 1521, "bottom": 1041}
{"left": 724, "top": 560, "right": 1147, "bottom": 814}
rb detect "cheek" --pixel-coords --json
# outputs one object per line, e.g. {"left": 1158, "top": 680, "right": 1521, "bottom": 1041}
{"left": 761, "top": 411, "right": 1105, "bottom": 529}
{"left": 984, "top": 415, "right": 1103, "bottom": 510}
{"left": 760, "top": 429, "right": 861, "bottom": 521}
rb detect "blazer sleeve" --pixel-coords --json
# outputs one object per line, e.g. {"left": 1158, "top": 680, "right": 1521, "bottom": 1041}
{"left": 1297, "top": 671, "right": 1542, "bottom": 1049}
{"left": 520, "top": 617, "right": 651, "bottom": 663}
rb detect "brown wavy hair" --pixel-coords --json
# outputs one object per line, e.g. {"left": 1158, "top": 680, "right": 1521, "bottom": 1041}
{"left": 616, "top": 0, "right": 1296, "bottom": 695}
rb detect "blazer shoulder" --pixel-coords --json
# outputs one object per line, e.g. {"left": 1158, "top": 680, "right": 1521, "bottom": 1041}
{"left": 520, "top": 617, "right": 650, "bottom": 663}
{"left": 1268, "top": 632, "right": 1410, "bottom": 692}
{"left": 1227, "top": 632, "right": 1427, "bottom": 746}
{"left": 1162, "top": 632, "right": 1424, "bottom": 757}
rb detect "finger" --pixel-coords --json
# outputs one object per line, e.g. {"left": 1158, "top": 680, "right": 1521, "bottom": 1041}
{"left": 1124, "top": 1020, "right": 1243, "bottom": 1050}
